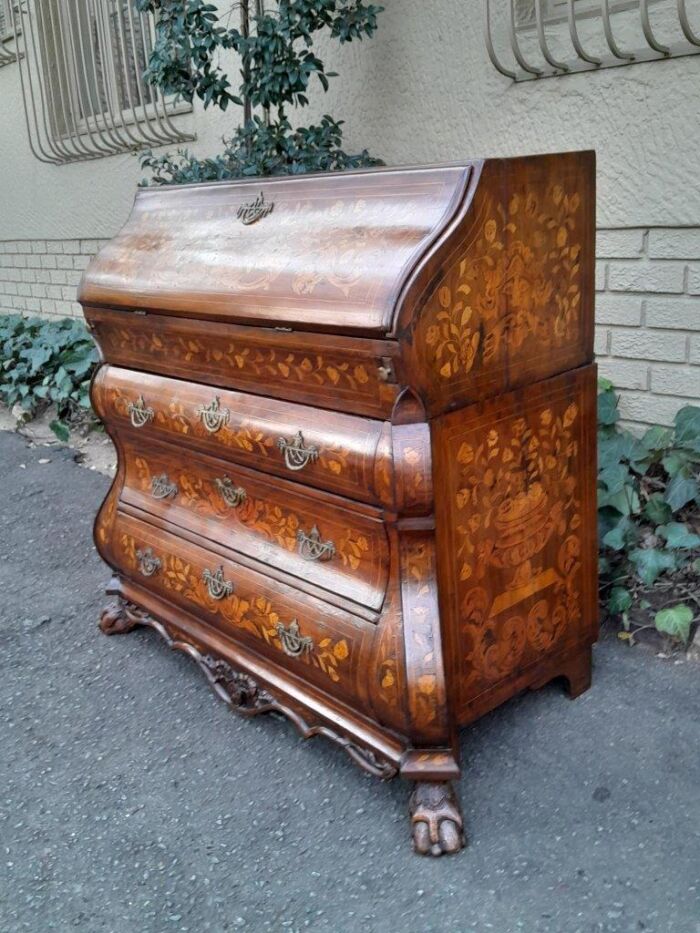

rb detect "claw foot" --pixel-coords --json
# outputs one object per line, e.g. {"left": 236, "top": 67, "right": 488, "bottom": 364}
{"left": 409, "top": 781, "right": 465, "bottom": 857}
{"left": 99, "top": 598, "right": 142, "bottom": 635}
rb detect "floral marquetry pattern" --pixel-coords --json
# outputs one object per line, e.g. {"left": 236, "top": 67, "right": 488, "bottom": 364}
{"left": 95, "top": 323, "right": 384, "bottom": 400}
{"left": 414, "top": 178, "right": 586, "bottom": 393}
{"left": 450, "top": 388, "right": 585, "bottom": 697}
{"left": 117, "top": 533, "right": 352, "bottom": 684}
{"left": 130, "top": 454, "right": 379, "bottom": 579}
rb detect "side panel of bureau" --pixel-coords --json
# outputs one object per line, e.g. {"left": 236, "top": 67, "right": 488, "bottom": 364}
{"left": 399, "top": 152, "right": 595, "bottom": 417}
{"left": 432, "top": 365, "right": 598, "bottom": 725}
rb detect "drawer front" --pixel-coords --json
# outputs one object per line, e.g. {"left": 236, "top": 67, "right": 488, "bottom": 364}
{"left": 86, "top": 307, "right": 400, "bottom": 420}
{"left": 93, "top": 366, "right": 392, "bottom": 507}
{"left": 112, "top": 511, "right": 373, "bottom": 708}
{"left": 119, "top": 436, "right": 389, "bottom": 614}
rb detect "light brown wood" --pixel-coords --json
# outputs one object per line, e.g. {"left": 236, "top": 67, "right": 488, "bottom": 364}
{"left": 83, "top": 151, "right": 597, "bottom": 857}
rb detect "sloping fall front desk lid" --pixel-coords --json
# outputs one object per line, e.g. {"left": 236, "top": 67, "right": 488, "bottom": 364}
{"left": 78, "top": 164, "right": 476, "bottom": 337}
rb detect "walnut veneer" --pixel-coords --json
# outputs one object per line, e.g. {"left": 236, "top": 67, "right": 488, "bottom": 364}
{"left": 81, "top": 152, "right": 598, "bottom": 857}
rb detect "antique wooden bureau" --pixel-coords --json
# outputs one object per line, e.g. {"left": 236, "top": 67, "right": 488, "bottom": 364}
{"left": 80, "top": 151, "right": 597, "bottom": 857}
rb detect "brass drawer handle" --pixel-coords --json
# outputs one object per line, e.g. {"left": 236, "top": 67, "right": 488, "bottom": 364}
{"left": 128, "top": 395, "right": 154, "bottom": 428}
{"left": 196, "top": 396, "right": 230, "bottom": 434}
{"left": 277, "top": 431, "right": 319, "bottom": 472}
{"left": 202, "top": 565, "right": 234, "bottom": 600}
{"left": 215, "top": 476, "right": 247, "bottom": 508}
{"left": 151, "top": 473, "right": 178, "bottom": 500}
{"left": 276, "top": 619, "right": 314, "bottom": 658}
{"left": 296, "top": 525, "right": 336, "bottom": 562}
{"left": 136, "top": 547, "right": 161, "bottom": 577}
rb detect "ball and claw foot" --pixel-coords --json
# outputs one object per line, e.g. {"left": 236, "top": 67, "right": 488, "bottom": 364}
{"left": 99, "top": 599, "right": 140, "bottom": 636}
{"left": 409, "top": 781, "right": 465, "bottom": 857}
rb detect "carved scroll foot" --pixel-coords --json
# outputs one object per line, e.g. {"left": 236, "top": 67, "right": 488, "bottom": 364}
{"left": 409, "top": 781, "right": 465, "bottom": 857}
{"left": 98, "top": 597, "right": 142, "bottom": 636}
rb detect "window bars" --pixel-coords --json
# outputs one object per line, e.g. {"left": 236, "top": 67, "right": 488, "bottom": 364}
{"left": 11, "top": 0, "right": 194, "bottom": 163}
{"left": 0, "top": 0, "right": 18, "bottom": 66}
{"left": 485, "top": 0, "right": 700, "bottom": 79}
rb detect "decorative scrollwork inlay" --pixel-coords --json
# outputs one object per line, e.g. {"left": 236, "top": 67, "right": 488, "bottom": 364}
{"left": 136, "top": 547, "right": 161, "bottom": 577}
{"left": 196, "top": 396, "right": 230, "bottom": 434}
{"left": 128, "top": 395, "right": 154, "bottom": 428}
{"left": 151, "top": 473, "right": 178, "bottom": 500}
{"left": 215, "top": 476, "right": 247, "bottom": 508}
{"left": 277, "top": 431, "right": 319, "bottom": 472}
{"left": 296, "top": 525, "right": 336, "bottom": 562}
{"left": 202, "top": 565, "right": 234, "bottom": 601}
{"left": 276, "top": 619, "right": 314, "bottom": 658}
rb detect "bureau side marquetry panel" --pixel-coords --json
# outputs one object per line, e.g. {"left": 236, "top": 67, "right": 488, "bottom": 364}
{"left": 432, "top": 366, "right": 598, "bottom": 724}
{"left": 400, "top": 152, "right": 595, "bottom": 415}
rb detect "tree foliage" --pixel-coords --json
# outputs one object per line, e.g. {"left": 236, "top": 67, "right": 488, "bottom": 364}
{"left": 133, "top": 0, "right": 384, "bottom": 183}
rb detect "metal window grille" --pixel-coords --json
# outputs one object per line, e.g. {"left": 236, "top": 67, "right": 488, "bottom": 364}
{"left": 485, "top": 0, "right": 700, "bottom": 79}
{"left": 0, "top": 0, "right": 18, "bottom": 66}
{"left": 11, "top": 0, "right": 194, "bottom": 163}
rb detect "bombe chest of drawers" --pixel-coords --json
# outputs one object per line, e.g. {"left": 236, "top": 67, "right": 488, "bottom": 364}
{"left": 81, "top": 152, "right": 598, "bottom": 857}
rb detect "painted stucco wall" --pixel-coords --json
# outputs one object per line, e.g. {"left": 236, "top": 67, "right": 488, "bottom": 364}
{"left": 1, "top": 0, "right": 700, "bottom": 425}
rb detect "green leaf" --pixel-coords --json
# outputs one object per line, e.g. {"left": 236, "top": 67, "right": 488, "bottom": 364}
{"left": 643, "top": 494, "right": 672, "bottom": 526}
{"left": 657, "top": 522, "right": 700, "bottom": 549}
{"left": 49, "top": 420, "right": 70, "bottom": 443}
{"left": 654, "top": 604, "right": 694, "bottom": 643}
{"left": 629, "top": 548, "right": 677, "bottom": 585}
{"left": 598, "top": 486, "right": 640, "bottom": 516}
{"left": 673, "top": 406, "right": 700, "bottom": 448}
{"left": 608, "top": 587, "right": 632, "bottom": 614}
{"left": 664, "top": 473, "right": 699, "bottom": 511}
{"left": 640, "top": 425, "right": 672, "bottom": 453}
{"left": 597, "top": 389, "right": 620, "bottom": 427}
{"left": 602, "top": 516, "right": 636, "bottom": 551}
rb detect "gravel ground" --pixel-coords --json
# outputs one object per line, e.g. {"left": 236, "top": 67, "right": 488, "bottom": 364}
{"left": 1, "top": 429, "right": 699, "bottom": 933}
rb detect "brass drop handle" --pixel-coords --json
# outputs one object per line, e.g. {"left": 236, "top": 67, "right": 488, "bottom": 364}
{"left": 277, "top": 431, "right": 319, "bottom": 472}
{"left": 296, "top": 525, "right": 335, "bottom": 562}
{"left": 196, "top": 396, "right": 230, "bottom": 434}
{"left": 128, "top": 395, "right": 154, "bottom": 428}
{"left": 215, "top": 476, "right": 247, "bottom": 508}
{"left": 136, "top": 546, "right": 161, "bottom": 577}
{"left": 151, "top": 473, "right": 178, "bottom": 500}
{"left": 202, "top": 565, "right": 234, "bottom": 600}
{"left": 276, "top": 619, "right": 314, "bottom": 657}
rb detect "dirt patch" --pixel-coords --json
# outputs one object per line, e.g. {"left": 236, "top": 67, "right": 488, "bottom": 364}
{"left": 0, "top": 404, "right": 116, "bottom": 477}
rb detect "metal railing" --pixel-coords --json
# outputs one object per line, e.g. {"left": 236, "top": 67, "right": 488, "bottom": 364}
{"left": 0, "top": 0, "right": 18, "bottom": 65}
{"left": 11, "top": 0, "right": 194, "bottom": 163}
{"left": 485, "top": 0, "right": 700, "bottom": 79}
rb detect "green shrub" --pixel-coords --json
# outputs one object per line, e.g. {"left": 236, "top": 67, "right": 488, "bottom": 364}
{"left": 0, "top": 314, "right": 99, "bottom": 441}
{"left": 598, "top": 379, "right": 700, "bottom": 645}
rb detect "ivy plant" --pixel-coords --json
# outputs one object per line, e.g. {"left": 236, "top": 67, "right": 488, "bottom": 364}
{"left": 134, "top": 0, "right": 384, "bottom": 184}
{"left": 598, "top": 379, "right": 700, "bottom": 646}
{"left": 0, "top": 315, "right": 99, "bottom": 441}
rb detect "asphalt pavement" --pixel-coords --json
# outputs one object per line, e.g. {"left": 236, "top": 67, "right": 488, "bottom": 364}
{"left": 1, "top": 429, "right": 698, "bottom": 933}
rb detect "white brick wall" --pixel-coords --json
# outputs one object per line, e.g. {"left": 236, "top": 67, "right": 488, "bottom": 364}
{"left": 596, "top": 226, "right": 700, "bottom": 428}
{"left": 0, "top": 238, "right": 107, "bottom": 320}
{"left": 2, "top": 228, "right": 700, "bottom": 428}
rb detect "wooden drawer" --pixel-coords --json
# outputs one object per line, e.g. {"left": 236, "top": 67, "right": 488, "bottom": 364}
{"left": 86, "top": 306, "right": 401, "bottom": 420}
{"left": 111, "top": 510, "right": 374, "bottom": 709}
{"left": 93, "top": 365, "right": 392, "bottom": 507}
{"left": 119, "top": 435, "right": 389, "bottom": 615}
